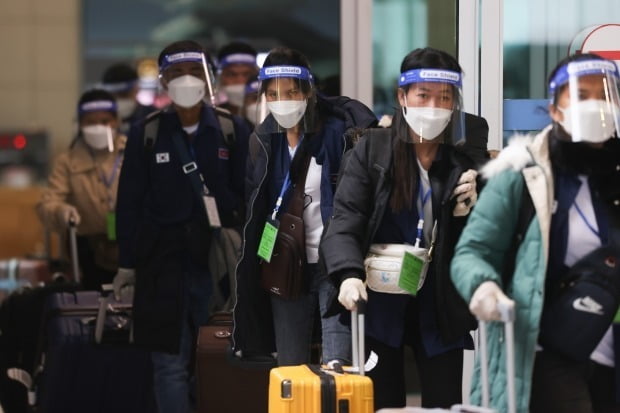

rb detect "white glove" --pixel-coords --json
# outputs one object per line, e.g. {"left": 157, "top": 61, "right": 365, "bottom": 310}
{"left": 469, "top": 281, "right": 513, "bottom": 321}
{"left": 60, "top": 205, "right": 81, "bottom": 226}
{"left": 452, "top": 169, "right": 478, "bottom": 217}
{"left": 113, "top": 268, "right": 136, "bottom": 301}
{"left": 338, "top": 278, "right": 367, "bottom": 311}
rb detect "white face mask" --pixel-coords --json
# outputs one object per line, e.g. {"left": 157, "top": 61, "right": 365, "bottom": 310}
{"left": 402, "top": 106, "right": 453, "bottom": 140}
{"left": 116, "top": 98, "right": 137, "bottom": 119}
{"left": 267, "top": 100, "right": 307, "bottom": 129}
{"left": 82, "top": 125, "right": 114, "bottom": 151}
{"left": 167, "top": 75, "right": 206, "bottom": 108}
{"left": 245, "top": 102, "right": 269, "bottom": 126}
{"left": 559, "top": 99, "right": 619, "bottom": 143}
{"left": 222, "top": 84, "right": 245, "bottom": 108}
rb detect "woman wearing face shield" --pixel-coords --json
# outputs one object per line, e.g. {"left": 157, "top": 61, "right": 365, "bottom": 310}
{"left": 451, "top": 53, "right": 620, "bottom": 412}
{"left": 233, "top": 47, "right": 378, "bottom": 368}
{"left": 319, "top": 47, "right": 480, "bottom": 410}
{"left": 37, "top": 89, "right": 125, "bottom": 290}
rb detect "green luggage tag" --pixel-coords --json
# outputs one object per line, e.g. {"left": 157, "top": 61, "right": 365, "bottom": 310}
{"left": 398, "top": 251, "right": 425, "bottom": 296}
{"left": 257, "top": 219, "right": 279, "bottom": 263}
{"left": 106, "top": 211, "right": 116, "bottom": 241}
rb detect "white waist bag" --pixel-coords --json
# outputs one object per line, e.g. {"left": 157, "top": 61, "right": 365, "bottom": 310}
{"left": 364, "top": 244, "right": 429, "bottom": 294}
{"left": 364, "top": 222, "right": 436, "bottom": 295}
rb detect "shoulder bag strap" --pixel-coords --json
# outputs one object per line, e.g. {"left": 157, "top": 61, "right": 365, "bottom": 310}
{"left": 286, "top": 153, "right": 312, "bottom": 218}
{"left": 170, "top": 130, "right": 206, "bottom": 203}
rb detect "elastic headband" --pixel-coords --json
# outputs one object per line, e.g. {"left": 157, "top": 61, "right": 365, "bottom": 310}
{"left": 258, "top": 65, "right": 313, "bottom": 82}
{"left": 398, "top": 69, "right": 462, "bottom": 88}
{"left": 159, "top": 51, "right": 205, "bottom": 72}
{"left": 219, "top": 53, "right": 256, "bottom": 69}
{"left": 548, "top": 59, "right": 619, "bottom": 96}
{"left": 78, "top": 100, "right": 117, "bottom": 115}
{"left": 101, "top": 80, "right": 137, "bottom": 93}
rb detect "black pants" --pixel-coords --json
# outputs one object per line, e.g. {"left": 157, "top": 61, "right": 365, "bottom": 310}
{"left": 530, "top": 350, "right": 620, "bottom": 413}
{"left": 366, "top": 298, "right": 463, "bottom": 410}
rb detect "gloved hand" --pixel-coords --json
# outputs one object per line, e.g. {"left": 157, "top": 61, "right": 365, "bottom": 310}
{"left": 113, "top": 268, "right": 136, "bottom": 301}
{"left": 338, "top": 278, "right": 367, "bottom": 311}
{"left": 60, "top": 205, "right": 81, "bottom": 226}
{"left": 469, "top": 281, "right": 512, "bottom": 321}
{"left": 452, "top": 169, "right": 478, "bottom": 216}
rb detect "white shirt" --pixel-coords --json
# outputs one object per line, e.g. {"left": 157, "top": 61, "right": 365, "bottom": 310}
{"left": 303, "top": 157, "right": 323, "bottom": 263}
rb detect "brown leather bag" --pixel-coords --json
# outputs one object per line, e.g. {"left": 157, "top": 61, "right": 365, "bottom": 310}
{"left": 260, "top": 155, "right": 311, "bottom": 300}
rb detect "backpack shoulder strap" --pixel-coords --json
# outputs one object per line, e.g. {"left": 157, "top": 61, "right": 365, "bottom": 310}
{"left": 143, "top": 110, "right": 162, "bottom": 150}
{"left": 214, "top": 106, "right": 236, "bottom": 148}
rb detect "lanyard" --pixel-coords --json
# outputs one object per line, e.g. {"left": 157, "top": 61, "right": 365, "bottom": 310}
{"left": 415, "top": 181, "right": 432, "bottom": 247}
{"left": 573, "top": 201, "right": 600, "bottom": 238}
{"left": 272, "top": 172, "right": 291, "bottom": 221}
{"left": 271, "top": 135, "right": 304, "bottom": 221}
{"left": 100, "top": 153, "right": 122, "bottom": 188}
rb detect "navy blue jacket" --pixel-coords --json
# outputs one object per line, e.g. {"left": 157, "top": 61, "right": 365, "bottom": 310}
{"left": 116, "top": 104, "right": 249, "bottom": 352}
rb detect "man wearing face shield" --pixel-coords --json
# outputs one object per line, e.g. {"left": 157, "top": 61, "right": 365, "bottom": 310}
{"left": 101, "top": 62, "right": 156, "bottom": 134}
{"left": 319, "top": 47, "right": 481, "bottom": 410}
{"left": 233, "top": 47, "right": 378, "bottom": 368}
{"left": 451, "top": 53, "right": 620, "bottom": 412}
{"left": 215, "top": 41, "right": 259, "bottom": 115}
{"left": 113, "top": 40, "right": 250, "bottom": 413}
{"left": 37, "top": 89, "right": 125, "bottom": 290}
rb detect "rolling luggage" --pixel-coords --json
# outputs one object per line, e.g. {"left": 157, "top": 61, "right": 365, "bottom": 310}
{"left": 196, "top": 312, "right": 276, "bottom": 413}
{"left": 268, "top": 303, "right": 374, "bottom": 413}
{"left": 34, "top": 287, "right": 155, "bottom": 413}
{"left": 31, "top": 224, "right": 154, "bottom": 413}
{"left": 376, "top": 300, "right": 516, "bottom": 413}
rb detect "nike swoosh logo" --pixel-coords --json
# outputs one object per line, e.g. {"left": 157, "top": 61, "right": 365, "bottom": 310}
{"left": 572, "top": 296, "right": 604, "bottom": 315}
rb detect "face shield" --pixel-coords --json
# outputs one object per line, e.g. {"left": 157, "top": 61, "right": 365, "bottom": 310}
{"left": 217, "top": 53, "right": 258, "bottom": 108}
{"left": 159, "top": 51, "right": 217, "bottom": 108}
{"left": 549, "top": 59, "right": 620, "bottom": 143}
{"left": 243, "top": 80, "right": 269, "bottom": 126}
{"left": 396, "top": 69, "right": 465, "bottom": 145}
{"left": 78, "top": 100, "right": 118, "bottom": 152}
{"left": 254, "top": 65, "right": 317, "bottom": 135}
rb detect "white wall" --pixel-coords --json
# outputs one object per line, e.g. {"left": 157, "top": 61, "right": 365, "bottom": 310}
{"left": 0, "top": 0, "right": 80, "bottom": 159}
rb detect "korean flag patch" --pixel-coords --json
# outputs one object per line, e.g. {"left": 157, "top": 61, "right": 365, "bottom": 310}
{"left": 218, "top": 147, "right": 229, "bottom": 160}
{"left": 156, "top": 152, "right": 170, "bottom": 163}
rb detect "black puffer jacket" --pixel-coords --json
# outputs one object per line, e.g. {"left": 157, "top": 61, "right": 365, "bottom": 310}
{"left": 320, "top": 128, "right": 478, "bottom": 344}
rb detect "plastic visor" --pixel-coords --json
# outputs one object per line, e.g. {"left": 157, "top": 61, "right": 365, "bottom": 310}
{"left": 159, "top": 51, "right": 217, "bottom": 105}
{"left": 254, "top": 65, "right": 317, "bottom": 135}
{"left": 397, "top": 68, "right": 465, "bottom": 145}
{"left": 550, "top": 59, "right": 620, "bottom": 142}
{"left": 243, "top": 80, "right": 269, "bottom": 127}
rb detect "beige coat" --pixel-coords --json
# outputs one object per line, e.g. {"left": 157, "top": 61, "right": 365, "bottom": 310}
{"left": 37, "top": 134, "right": 127, "bottom": 271}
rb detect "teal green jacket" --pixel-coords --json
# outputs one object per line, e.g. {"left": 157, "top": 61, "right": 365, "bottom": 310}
{"left": 450, "top": 128, "right": 555, "bottom": 413}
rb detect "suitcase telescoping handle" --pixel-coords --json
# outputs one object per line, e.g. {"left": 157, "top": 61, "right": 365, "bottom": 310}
{"left": 351, "top": 299, "right": 367, "bottom": 376}
{"left": 478, "top": 298, "right": 516, "bottom": 413}
{"left": 68, "top": 220, "right": 80, "bottom": 284}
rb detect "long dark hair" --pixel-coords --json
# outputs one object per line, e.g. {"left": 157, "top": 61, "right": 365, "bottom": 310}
{"left": 390, "top": 47, "right": 462, "bottom": 212}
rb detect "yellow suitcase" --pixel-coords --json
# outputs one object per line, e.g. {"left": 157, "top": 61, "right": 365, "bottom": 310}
{"left": 268, "top": 306, "right": 373, "bottom": 413}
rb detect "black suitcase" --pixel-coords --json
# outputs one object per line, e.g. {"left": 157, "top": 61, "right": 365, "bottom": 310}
{"left": 35, "top": 289, "right": 156, "bottom": 413}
